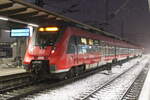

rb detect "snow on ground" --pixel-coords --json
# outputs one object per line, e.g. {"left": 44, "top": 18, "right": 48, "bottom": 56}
{"left": 0, "top": 68, "right": 26, "bottom": 76}
{"left": 0, "top": 58, "right": 26, "bottom": 76}
{"left": 24, "top": 55, "right": 147, "bottom": 100}
{"left": 88, "top": 56, "right": 149, "bottom": 100}
{"left": 0, "top": 58, "right": 16, "bottom": 68}
{"left": 138, "top": 58, "right": 150, "bottom": 100}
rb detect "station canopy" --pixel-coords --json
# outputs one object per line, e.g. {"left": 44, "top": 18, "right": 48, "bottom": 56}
{"left": 0, "top": 0, "right": 121, "bottom": 39}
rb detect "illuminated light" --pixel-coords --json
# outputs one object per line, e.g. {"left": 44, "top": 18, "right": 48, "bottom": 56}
{"left": 51, "top": 50, "right": 55, "bottom": 54}
{"left": 28, "top": 23, "right": 39, "bottom": 27}
{"left": 81, "top": 38, "right": 87, "bottom": 44}
{"left": 38, "top": 27, "right": 44, "bottom": 32}
{"left": 89, "top": 39, "right": 93, "bottom": 45}
{"left": 45, "top": 27, "right": 59, "bottom": 32}
{"left": 0, "top": 17, "right": 8, "bottom": 21}
{"left": 89, "top": 46, "right": 92, "bottom": 49}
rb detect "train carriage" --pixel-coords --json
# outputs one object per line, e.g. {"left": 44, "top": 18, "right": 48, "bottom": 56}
{"left": 23, "top": 24, "right": 143, "bottom": 79}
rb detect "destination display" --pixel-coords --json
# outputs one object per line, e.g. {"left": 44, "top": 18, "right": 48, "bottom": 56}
{"left": 10, "top": 28, "right": 30, "bottom": 37}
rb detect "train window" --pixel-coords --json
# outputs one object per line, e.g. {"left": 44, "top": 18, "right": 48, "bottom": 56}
{"left": 123, "top": 48, "right": 126, "bottom": 54}
{"left": 78, "top": 44, "right": 88, "bottom": 54}
{"left": 116, "top": 47, "right": 119, "bottom": 55}
{"left": 35, "top": 32, "right": 58, "bottom": 46}
{"left": 103, "top": 41, "right": 107, "bottom": 56}
{"left": 101, "top": 41, "right": 106, "bottom": 47}
{"left": 34, "top": 26, "right": 64, "bottom": 46}
{"left": 124, "top": 48, "right": 128, "bottom": 54}
{"left": 107, "top": 43, "right": 109, "bottom": 56}
{"left": 93, "top": 40, "right": 99, "bottom": 45}
{"left": 89, "top": 39, "right": 93, "bottom": 45}
{"left": 111, "top": 46, "right": 115, "bottom": 56}
{"left": 123, "top": 48, "right": 125, "bottom": 54}
{"left": 119, "top": 47, "right": 122, "bottom": 54}
{"left": 98, "top": 45, "right": 101, "bottom": 52}
{"left": 92, "top": 45, "right": 97, "bottom": 52}
{"left": 81, "top": 37, "right": 87, "bottom": 45}
{"left": 107, "top": 44, "right": 111, "bottom": 56}
{"left": 67, "top": 36, "right": 76, "bottom": 54}
{"left": 98, "top": 40, "right": 101, "bottom": 52}
{"left": 100, "top": 41, "right": 105, "bottom": 56}
{"left": 99, "top": 40, "right": 101, "bottom": 45}
{"left": 109, "top": 45, "right": 112, "bottom": 56}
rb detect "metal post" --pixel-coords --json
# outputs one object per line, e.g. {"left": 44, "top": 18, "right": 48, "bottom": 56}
{"left": 16, "top": 38, "right": 22, "bottom": 67}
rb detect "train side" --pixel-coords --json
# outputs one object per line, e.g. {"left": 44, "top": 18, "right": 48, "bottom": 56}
{"left": 63, "top": 27, "right": 142, "bottom": 70}
{"left": 23, "top": 26, "right": 143, "bottom": 78}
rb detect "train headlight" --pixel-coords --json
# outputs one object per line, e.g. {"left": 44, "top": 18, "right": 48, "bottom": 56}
{"left": 51, "top": 50, "right": 55, "bottom": 54}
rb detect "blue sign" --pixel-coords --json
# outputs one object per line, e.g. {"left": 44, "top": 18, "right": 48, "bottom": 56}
{"left": 10, "top": 28, "right": 30, "bottom": 37}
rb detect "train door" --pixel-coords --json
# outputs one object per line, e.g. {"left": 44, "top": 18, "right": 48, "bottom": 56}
{"left": 74, "top": 36, "right": 78, "bottom": 64}
{"left": 67, "top": 36, "right": 78, "bottom": 65}
{"left": 77, "top": 37, "right": 88, "bottom": 64}
{"left": 100, "top": 41, "right": 105, "bottom": 64}
{"left": 114, "top": 46, "right": 117, "bottom": 59}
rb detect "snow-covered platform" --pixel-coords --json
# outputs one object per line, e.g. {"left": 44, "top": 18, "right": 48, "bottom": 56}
{"left": 0, "top": 67, "right": 26, "bottom": 76}
{"left": 138, "top": 65, "right": 150, "bottom": 100}
{"left": 0, "top": 58, "right": 26, "bottom": 76}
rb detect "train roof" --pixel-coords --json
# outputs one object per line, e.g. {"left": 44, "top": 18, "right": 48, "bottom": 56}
{"left": 69, "top": 27, "right": 142, "bottom": 49}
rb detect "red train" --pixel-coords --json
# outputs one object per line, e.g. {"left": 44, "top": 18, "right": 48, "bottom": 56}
{"left": 23, "top": 23, "right": 143, "bottom": 79}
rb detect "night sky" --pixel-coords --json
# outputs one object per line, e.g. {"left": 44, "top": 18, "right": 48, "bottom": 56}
{"left": 26, "top": 0, "right": 150, "bottom": 52}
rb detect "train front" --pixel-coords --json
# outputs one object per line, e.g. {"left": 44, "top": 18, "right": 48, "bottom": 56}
{"left": 23, "top": 26, "right": 62, "bottom": 78}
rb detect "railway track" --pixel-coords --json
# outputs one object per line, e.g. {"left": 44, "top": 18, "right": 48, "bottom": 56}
{"left": 121, "top": 62, "right": 150, "bottom": 100}
{"left": 80, "top": 58, "right": 149, "bottom": 100}
{"left": 0, "top": 72, "right": 31, "bottom": 92}
{"left": 0, "top": 57, "right": 143, "bottom": 99}
{"left": 0, "top": 63, "right": 109, "bottom": 99}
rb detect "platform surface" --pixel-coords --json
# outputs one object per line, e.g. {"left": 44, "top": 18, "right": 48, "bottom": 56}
{"left": 0, "top": 67, "right": 26, "bottom": 76}
{"left": 138, "top": 66, "right": 150, "bottom": 100}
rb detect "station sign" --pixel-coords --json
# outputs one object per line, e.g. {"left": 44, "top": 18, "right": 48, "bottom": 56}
{"left": 10, "top": 28, "right": 30, "bottom": 37}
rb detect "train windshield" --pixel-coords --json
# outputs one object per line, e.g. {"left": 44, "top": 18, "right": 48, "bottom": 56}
{"left": 35, "top": 27, "right": 61, "bottom": 46}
